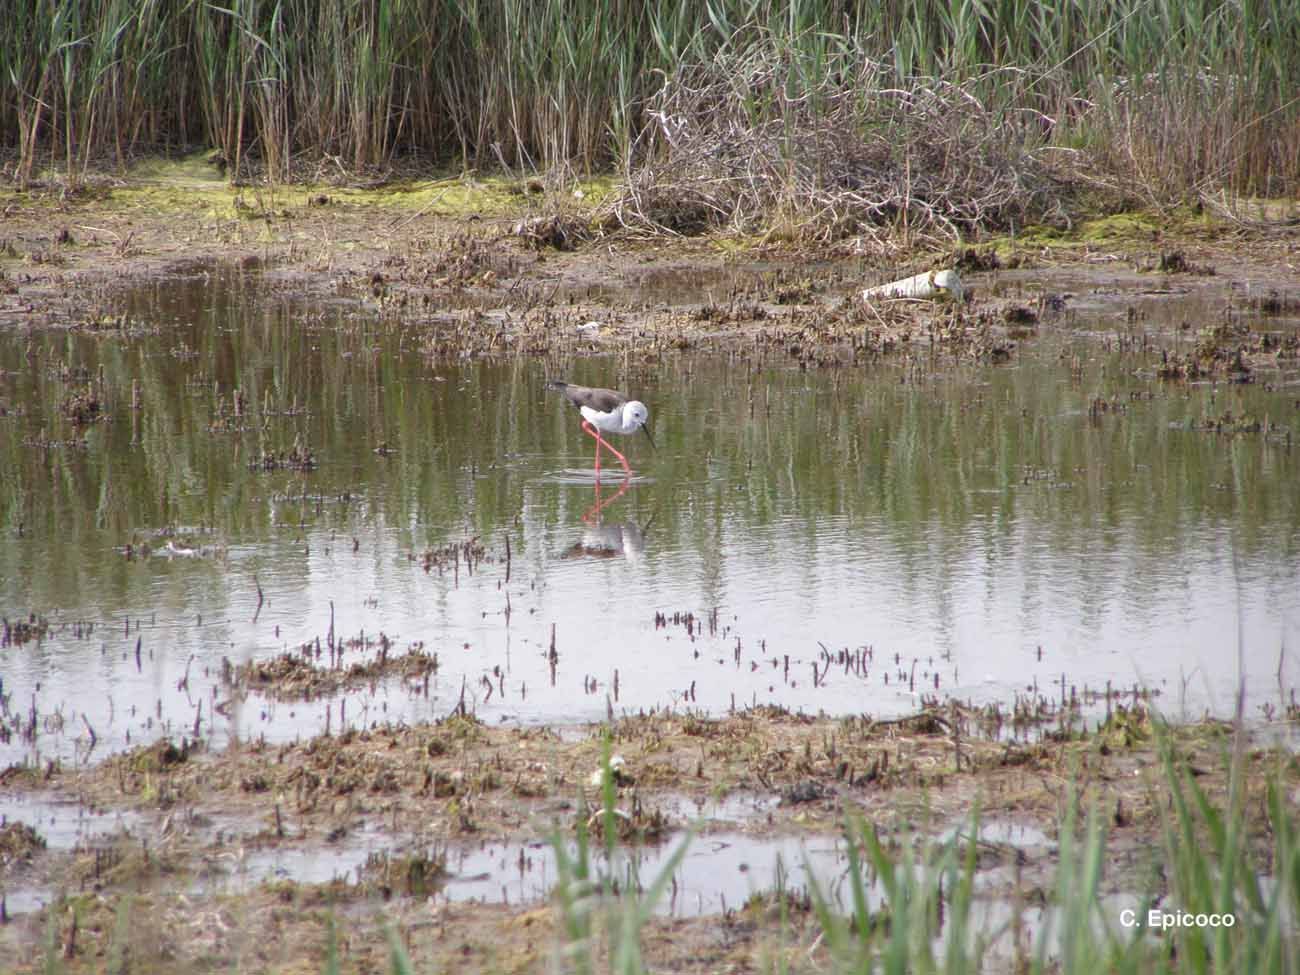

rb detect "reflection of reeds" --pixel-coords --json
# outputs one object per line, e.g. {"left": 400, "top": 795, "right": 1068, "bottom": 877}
{"left": 2, "top": 1, "right": 1298, "bottom": 203}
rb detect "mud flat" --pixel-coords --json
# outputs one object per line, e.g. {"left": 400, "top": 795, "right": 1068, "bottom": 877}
{"left": 2, "top": 167, "right": 1299, "bottom": 364}
{"left": 2, "top": 699, "right": 1296, "bottom": 972}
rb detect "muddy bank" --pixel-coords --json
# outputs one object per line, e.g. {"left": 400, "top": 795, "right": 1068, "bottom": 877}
{"left": 3, "top": 168, "right": 1299, "bottom": 373}
{"left": 2, "top": 707, "right": 1300, "bottom": 972}
{"left": 2, "top": 703, "right": 1297, "bottom": 971}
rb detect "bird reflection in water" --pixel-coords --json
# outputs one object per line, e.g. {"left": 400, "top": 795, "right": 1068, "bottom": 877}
{"left": 563, "top": 473, "right": 649, "bottom": 562}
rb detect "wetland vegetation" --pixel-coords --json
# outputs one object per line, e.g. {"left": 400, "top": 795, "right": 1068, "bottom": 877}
{"left": 3, "top": 2, "right": 1300, "bottom": 973}
{"left": 4, "top": 0, "right": 1300, "bottom": 234}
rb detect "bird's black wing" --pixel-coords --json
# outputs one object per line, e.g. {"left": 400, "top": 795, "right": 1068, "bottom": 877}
{"left": 547, "top": 381, "right": 627, "bottom": 413}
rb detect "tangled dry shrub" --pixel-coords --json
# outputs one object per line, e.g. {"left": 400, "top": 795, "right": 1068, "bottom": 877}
{"left": 601, "top": 44, "right": 1077, "bottom": 247}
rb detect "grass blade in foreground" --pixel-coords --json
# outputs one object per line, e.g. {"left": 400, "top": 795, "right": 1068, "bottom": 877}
{"left": 549, "top": 740, "right": 694, "bottom": 975}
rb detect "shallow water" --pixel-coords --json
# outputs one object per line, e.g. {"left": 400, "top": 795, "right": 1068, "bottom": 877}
{"left": 2, "top": 265, "right": 1299, "bottom": 765}
{"left": 0, "top": 790, "right": 145, "bottom": 913}
{"left": 218, "top": 830, "right": 848, "bottom": 917}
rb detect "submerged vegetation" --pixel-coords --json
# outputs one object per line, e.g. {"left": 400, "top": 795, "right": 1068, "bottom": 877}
{"left": 3, "top": 0, "right": 1300, "bottom": 238}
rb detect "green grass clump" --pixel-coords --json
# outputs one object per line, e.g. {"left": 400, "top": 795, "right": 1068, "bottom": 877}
{"left": 542, "top": 724, "right": 1297, "bottom": 975}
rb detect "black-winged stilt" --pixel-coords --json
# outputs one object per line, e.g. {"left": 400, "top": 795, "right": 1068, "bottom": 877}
{"left": 548, "top": 380, "right": 654, "bottom": 478}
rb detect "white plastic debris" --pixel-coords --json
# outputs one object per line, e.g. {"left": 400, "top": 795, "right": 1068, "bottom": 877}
{"left": 862, "top": 268, "right": 964, "bottom": 302}
{"left": 588, "top": 754, "right": 627, "bottom": 788}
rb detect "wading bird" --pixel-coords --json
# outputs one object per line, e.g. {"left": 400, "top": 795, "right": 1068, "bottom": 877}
{"left": 548, "top": 380, "right": 654, "bottom": 478}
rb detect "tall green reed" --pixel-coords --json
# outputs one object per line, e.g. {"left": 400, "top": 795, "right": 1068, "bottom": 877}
{"left": 2, "top": 1, "right": 1297, "bottom": 202}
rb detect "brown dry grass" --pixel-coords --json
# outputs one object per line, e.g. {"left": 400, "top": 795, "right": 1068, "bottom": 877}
{"left": 601, "top": 50, "right": 1079, "bottom": 250}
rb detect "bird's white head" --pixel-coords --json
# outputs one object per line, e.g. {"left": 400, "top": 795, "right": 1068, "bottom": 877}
{"left": 621, "top": 400, "right": 655, "bottom": 447}
{"left": 622, "top": 401, "right": 649, "bottom": 430}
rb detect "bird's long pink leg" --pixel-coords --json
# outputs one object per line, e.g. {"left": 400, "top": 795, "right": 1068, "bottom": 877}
{"left": 581, "top": 420, "right": 604, "bottom": 480}
{"left": 604, "top": 440, "right": 632, "bottom": 475}
{"left": 582, "top": 421, "right": 632, "bottom": 478}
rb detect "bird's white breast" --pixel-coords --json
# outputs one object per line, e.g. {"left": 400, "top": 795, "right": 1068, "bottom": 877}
{"left": 580, "top": 404, "right": 622, "bottom": 432}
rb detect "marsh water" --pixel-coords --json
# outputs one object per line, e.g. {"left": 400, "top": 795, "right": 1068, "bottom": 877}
{"left": 2, "top": 265, "right": 1299, "bottom": 767}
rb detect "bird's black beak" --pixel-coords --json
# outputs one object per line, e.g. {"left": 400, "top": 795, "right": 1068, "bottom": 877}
{"left": 641, "top": 423, "right": 655, "bottom": 450}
